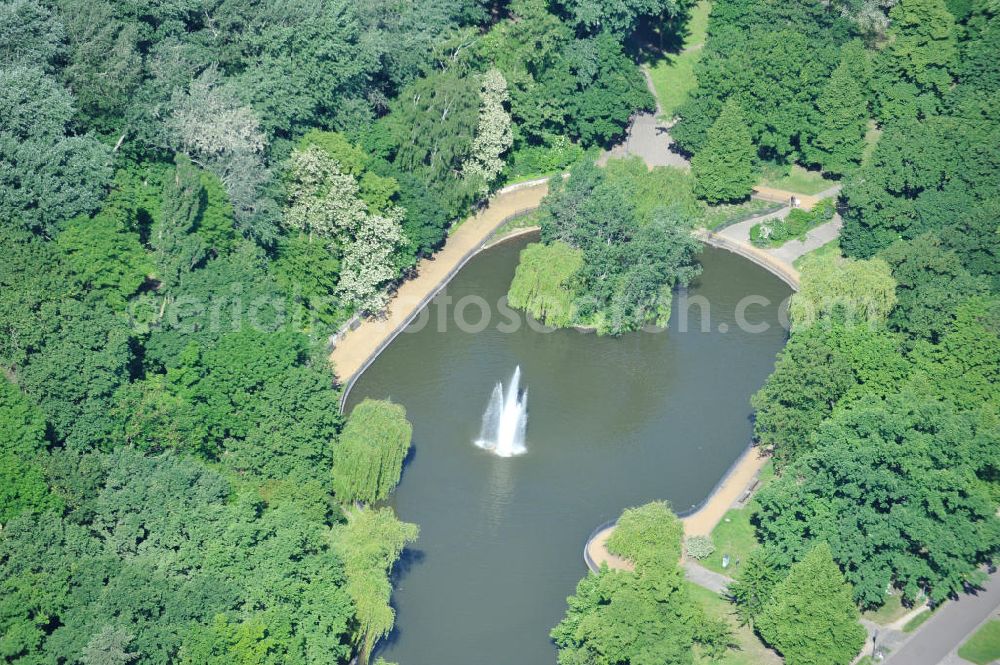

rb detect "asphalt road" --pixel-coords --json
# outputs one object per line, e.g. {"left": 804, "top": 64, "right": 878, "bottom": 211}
{"left": 884, "top": 570, "right": 1000, "bottom": 665}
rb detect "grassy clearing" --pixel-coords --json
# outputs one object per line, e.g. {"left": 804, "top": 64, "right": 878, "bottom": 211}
{"left": 699, "top": 462, "right": 773, "bottom": 576}
{"left": 760, "top": 163, "right": 836, "bottom": 195}
{"left": 646, "top": 51, "right": 699, "bottom": 119}
{"left": 687, "top": 582, "right": 781, "bottom": 665}
{"left": 958, "top": 619, "right": 1000, "bottom": 665}
{"left": 861, "top": 122, "right": 881, "bottom": 167}
{"left": 646, "top": 0, "right": 711, "bottom": 119}
{"left": 862, "top": 594, "right": 910, "bottom": 626}
{"left": 685, "top": 0, "right": 711, "bottom": 48}
{"left": 699, "top": 199, "right": 784, "bottom": 231}
{"left": 700, "top": 507, "right": 758, "bottom": 576}
{"left": 793, "top": 237, "right": 841, "bottom": 269}
{"left": 903, "top": 608, "right": 935, "bottom": 633}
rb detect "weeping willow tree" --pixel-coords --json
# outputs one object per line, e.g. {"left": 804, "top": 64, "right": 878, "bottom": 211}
{"left": 332, "top": 399, "right": 412, "bottom": 504}
{"left": 507, "top": 241, "right": 583, "bottom": 328}
{"left": 333, "top": 507, "right": 419, "bottom": 665}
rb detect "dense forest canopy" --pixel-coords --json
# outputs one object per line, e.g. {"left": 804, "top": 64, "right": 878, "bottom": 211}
{"left": 0, "top": 0, "right": 678, "bottom": 663}
{"left": 2, "top": 0, "right": 999, "bottom": 663}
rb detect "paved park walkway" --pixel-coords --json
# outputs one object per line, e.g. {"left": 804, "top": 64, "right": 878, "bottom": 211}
{"left": 883, "top": 570, "right": 1000, "bottom": 665}
{"left": 329, "top": 179, "right": 550, "bottom": 384}
{"left": 585, "top": 446, "right": 770, "bottom": 572}
{"left": 597, "top": 68, "right": 690, "bottom": 170}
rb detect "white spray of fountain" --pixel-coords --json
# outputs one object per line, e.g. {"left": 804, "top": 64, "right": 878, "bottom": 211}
{"left": 475, "top": 366, "right": 528, "bottom": 457}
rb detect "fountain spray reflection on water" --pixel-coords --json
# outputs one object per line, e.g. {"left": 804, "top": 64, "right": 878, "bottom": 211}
{"left": 475, "top": 366, "right": 528, "bottom": 457}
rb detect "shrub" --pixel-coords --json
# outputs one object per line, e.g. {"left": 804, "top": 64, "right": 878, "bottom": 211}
{"left": 686, "top": 535, "right": 716, "bottom": 560}
{"left": 750, "top": 198, "right": 836, "bottom": 248}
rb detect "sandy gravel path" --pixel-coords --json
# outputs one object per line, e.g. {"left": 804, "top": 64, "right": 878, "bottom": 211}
{"left": 330, "top": 179, "right": 550, "bottom": 384}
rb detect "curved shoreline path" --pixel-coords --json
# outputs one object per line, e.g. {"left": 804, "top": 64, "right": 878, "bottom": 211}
{"left": 330, "top": 179, "right": 550, "bottom": 385}
{"left": 585, "top": 446, "right": 770, "bottom": 572}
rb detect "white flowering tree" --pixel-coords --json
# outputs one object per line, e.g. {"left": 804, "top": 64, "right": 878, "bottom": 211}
{"left": 285, "top": 145, "right": 367, "bottom": 241}
{"left": 285, "top": 144, "right": 407, "bottom": 316}
{"left": 464, "top": 69, "right": 513, "bottom": 191}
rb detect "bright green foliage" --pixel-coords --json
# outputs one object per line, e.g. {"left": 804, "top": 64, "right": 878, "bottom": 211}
{"left": 751, "top": 199, "right": 836, "bottom": 248}
{"left": 196, "top": 171, "right": 238, "bottom": 253}
{"left": 142, "top": 245, "right": 286, "bottom": 369}
{"left": 756, "top": 543, "right": 866, "bottom": 665}
{"left": 273, "top": 234, "right": 345, "bottom": 329}
{"left": 332, "top": 507, "right": 419, "bottom": 665}
{"left": 333, "top": 400, "right": 413, "bottom": 505}
{"left": 152, "top": 153, "right": 207, "bottom": 296}
{"left": 881, "top": 234, "right": 988, "bottom": 345}
{"left": 0, "top": 377, "right": 60, "bottom": 525}
{"left": 16, "top": 299, "right": 134, "bottom": 448}
{"left": 790, "top": 252, "right": 896, "bottom": 329}
{"left": 604, "top": 158, "right": 702, "bottom": 222}
{"left": 806, "top": 43, "right": 870, "bottom": 176}
{"left": 755, "top": 394, "right": 1000, "bottom": 607}
{"left": 728, "top": 547, "right": 784, "bottom": 627}
{"left": 0, "top": 450, "right": 355, "bottom": 664}
{"left": 606, "top": 501, "right": 684, "bottom": 569}
{"left": 180, "top": 615, "right": 282, "bottom": 665}
{"left": 166, "top": 328, "right": 342, "bottom": 482}
{"left": 672, "top": 0, "right": 855, "bottom": 161}
{"left": 875, "top": 0, "right": 957, "bottom": 121}
{"left": 553, "top": 503, "right": 733, "bottom": 664}
{"left": 0, "top": 227, "right": 70, "bottom": 369}
{"left": 752, "top": 323, "right": 908, "bottom": 467}
{"left": 692, "top": 99, "right": 756, "bottom": 203}
{"left": 57, "top": 209, "right": 150, "bottom": 308}
{"left": 527, "top": 161, "right": 702, "bottom": 334}
{"left": 507, "top": 242, "right": 584, "bottom": 328}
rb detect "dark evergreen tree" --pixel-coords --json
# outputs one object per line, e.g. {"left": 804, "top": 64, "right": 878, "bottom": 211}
{"left": 692, "top": 99, "right": 756, "bottom": 203}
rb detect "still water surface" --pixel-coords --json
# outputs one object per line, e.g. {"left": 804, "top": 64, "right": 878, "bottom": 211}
{"left": 346, "top": 233, "right": 792, "bottom": 665}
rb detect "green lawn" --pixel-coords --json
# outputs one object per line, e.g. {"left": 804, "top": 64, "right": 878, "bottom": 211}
{"left": 687, "top": 582, "right": 781, "bottom": 665}
{"left": 861, "top": 122, "right": 881, "bottom": 167}
{"left": 958, "top": 619, "right": 1000, "bottom": 665}
{"left": 684, "top": 0, "right": 711, "bottom": 48}
{"left": 490, "top": 209, "right": 543, "bottom": 243}
{"left": 645, "top": 0, "right": 711, "bottom": 119}
{"left": 760, "top": 163, "right": 836, "bottom": 196}
{"left": 903, "top": 608, "right": 935, "bottom": 633}
{"left": 699, "top": 462, "right": 773, "bottom": 576}
{"left": 862, "top": 594, "right": 911, "bottom": 626}
{"left": 699, "top": 199, "right": 784, "bottom": 231}
{"left": 793, "top": 237, "right": 842, "bottom": 270}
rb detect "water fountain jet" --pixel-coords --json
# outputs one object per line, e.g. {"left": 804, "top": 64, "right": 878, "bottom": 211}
{"left": 475, "top": 366, "right": 527, "bottom": 457}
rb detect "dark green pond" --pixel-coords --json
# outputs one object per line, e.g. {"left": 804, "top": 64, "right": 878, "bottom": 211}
{"left": 345, "top": 233, "right": 792, "bottom": 665}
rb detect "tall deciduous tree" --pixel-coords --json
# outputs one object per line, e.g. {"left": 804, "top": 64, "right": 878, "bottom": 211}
{"left": 153, "top": 154, "right": 206, "bottom": 296}
{"left": 692, "top": 99, "right": 756, "bottom": 203}
{"left": 875, "top": 0, "right": 958, "bottom": 120}
{"left": 755, "top": 394, "right": 1000, "bottom": 607}
{"left": 464, "top": 69, "right": 513, "bottom": 191}
{"left": 333, "top": 399, "right": 413, "bottom": 505}
{"left": 756, "top": 543, "right": 866, "bottom": 665}
{"left": 0, "top": 65, "right": 112, "bottom": 234}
